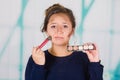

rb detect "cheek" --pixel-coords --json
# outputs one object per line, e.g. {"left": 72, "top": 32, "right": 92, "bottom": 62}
{"left": 65, "top": 30, "right": 73, "bottom": 38}
{"left": 67, "top": 33, "right": 72, "bottom": 38}
{"left": 47, "top": 32, "right": 54, "bottom": 37}
{"left": 46, "top": 28, "right": 54, "bottom": 36}
{"left": 46, "top": 31, "right": 55, "bottom": 40}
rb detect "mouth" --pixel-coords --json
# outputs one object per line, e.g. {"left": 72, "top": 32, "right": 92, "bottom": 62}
{"left": 54, "top": 36, "right": 64, "bottom": 40}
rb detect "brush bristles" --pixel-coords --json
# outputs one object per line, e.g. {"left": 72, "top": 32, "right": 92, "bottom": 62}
{"left": 47, "top": 36, "right": 52, "bottom": 40}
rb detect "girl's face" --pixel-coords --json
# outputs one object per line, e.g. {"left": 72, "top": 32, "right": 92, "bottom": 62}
{"left": 46, "top": 13, "right": 74, "bottom": 46}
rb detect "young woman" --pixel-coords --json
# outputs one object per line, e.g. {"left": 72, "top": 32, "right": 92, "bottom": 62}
{"left": 25, "top": 3, "right": 103, "bottom": 80}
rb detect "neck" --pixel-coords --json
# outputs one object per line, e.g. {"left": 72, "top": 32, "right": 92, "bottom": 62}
{"left": 49, "top": 44, "right": 72, "bottom": 57}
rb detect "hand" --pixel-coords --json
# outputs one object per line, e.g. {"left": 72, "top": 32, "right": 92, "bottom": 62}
{"left": 32, "top": 47, "right": 45, "bottom": 65}
{"left": 83, "top": 43, "right": 100, "bottom": 62}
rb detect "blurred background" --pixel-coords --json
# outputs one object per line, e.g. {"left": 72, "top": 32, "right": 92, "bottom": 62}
{"left": 0, "top": 0, "right": 120, "bottom": 80}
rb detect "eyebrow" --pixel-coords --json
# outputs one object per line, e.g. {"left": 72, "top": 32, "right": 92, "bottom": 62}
{"left": 49, "top": 22, "right": 69, "bottom": 25}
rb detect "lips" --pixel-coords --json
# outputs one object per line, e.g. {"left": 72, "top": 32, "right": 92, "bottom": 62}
{"left": 54, "top": 36, "right": 64, "bottom": 40}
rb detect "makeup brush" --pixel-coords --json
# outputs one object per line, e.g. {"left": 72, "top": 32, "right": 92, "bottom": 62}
{"left": 37, "top": 36, "right": 51, "bottom": 50}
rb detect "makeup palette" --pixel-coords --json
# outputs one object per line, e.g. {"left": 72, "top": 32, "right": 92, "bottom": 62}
{"left": 67, "top": 44, "right": 94, "bottom": 51}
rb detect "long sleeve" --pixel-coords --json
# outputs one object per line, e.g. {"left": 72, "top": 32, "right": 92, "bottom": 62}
{"left": 25, "top": 51, "right": 104, "bottom": 80}
{"left": 79, "top": 51, "right": 104, "bottom": 80}
{"left": 88, "top": 62, "right": 104, "bottom": 80}
{"left": 25, "top": 56, "right": 47, "bottom": 80}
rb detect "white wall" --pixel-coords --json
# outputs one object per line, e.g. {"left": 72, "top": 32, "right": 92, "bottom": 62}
{"left": 0, "top": 0, "right": 120, "bottom": 80}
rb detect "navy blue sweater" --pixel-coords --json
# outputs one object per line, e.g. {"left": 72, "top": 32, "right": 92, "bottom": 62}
{"left": 25, "top": 50, "right": 103, "bottom": 80}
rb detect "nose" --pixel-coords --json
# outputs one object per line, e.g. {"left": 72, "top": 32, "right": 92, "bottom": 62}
{"left": 57, "top": 27, "right": 63, "bottom": 33}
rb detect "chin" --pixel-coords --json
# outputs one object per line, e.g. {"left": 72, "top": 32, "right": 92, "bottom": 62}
{"left": 54, "top": 42, "right": 67, "bottom": 46}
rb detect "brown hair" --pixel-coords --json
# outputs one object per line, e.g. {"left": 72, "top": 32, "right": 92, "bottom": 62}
{"left": 41, "top": 3, "right": 76, "bottom": 32}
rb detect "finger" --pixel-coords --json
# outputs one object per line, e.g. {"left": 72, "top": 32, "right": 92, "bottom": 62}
{"left": 82, "top": 50, "right": 92, "bottom": 58}
{"left": 32, "top": 47, "right": 37, "bottom": 54}
{"left": 36, "top": 48, "right": 45, "bottom": 55}
{"left": 92, "top": 43, "right": 98, "bottom": 50}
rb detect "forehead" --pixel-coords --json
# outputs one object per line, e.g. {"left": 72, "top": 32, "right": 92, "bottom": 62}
{"left": 49, "top": 13, "right": 71, "bottom": 22}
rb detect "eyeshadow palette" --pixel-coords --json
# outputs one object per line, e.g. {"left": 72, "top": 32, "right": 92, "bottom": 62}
{"left": 67, "top": 44, "right": 94, "bottom": 51}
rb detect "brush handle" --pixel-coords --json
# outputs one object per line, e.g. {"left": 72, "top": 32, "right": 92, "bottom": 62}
{"left": 37, "top": 36, "right": 51, "bottom": 50}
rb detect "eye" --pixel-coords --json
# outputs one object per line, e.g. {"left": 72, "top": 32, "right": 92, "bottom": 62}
{"left": 63, "top": 25, "right": 68, "bottom": 28}
{"left": 51, "top": 25, "right": 56, "bottom": 28}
